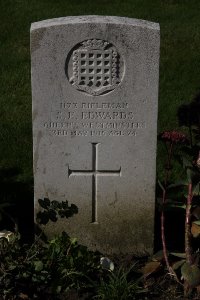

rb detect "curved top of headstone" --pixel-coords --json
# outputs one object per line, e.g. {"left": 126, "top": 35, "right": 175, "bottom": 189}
{"left": 31, "top": 15, "right": 159, "bottom": 31}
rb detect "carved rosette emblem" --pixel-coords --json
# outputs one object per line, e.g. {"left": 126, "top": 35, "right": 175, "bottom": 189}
{"left": 66, "top": 39, "right": 124, "bottom": 96}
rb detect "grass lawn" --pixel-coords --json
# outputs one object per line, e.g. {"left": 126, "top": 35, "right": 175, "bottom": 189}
{"left": 0, "top": 0, "right": 200, "bottom": 182}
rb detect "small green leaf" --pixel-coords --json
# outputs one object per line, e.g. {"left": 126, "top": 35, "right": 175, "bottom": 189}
{"left": 183, "top": 157, "right": 193, "bottom": 169}
{"left": 56, "top": 286, "right": 62, "bottom": 294}
{"left": 152, "top": 250, "right": 168, "bottom": 262}
{"left": 167, "top": 181, "right": 187, "bottom": 190}
{"left": 187, "top": 168, "right": 200, "bottom": 185}
{"left": 70, "top": 237, "right": 77, "bottom": 245}
{"left": 193, "top": 183, "right": 200, "bottom": 195}
{"left": 70, "top": 256, "right": 74, "bottom": 265}
{"left": 77, "top": 250, "right": 82, "bottom": 257}
{"left": 193, "top": 220, "right": 200, "bottom": 225}
{"left": 8, "top": 265, "right": 17, "bottom": 271}
{"left": 34, "top": 260, "right": 43, "bottom": 272}
{"left": 168, "top": 203, "right": 186, "bottom": 209}
{"left": 142, "top": 261, "right": 160, "bottom": 276}
{"left": 170, "top": 252, "right": 186, "bottom": 259}
{"left": 0, "top": 202, "right": 14, "bottom": 208}
{"left": 172, "top": 259, "right": 185, "bottom": 271}
{"left": 181, "top": 262, "right": 200, "bottom": 288}
{"left": 22, "top": 272, "right": 29, "bottom": 278}
{"left": 161, "top": 202, "right": 186, "bottom": 211}
{"left": 192, "top": 206, "right": 200, "bottom": 219}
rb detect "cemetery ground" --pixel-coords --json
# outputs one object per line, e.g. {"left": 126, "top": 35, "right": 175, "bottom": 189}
{"left": 1, "top": 1, "right": 200, "bottom": 299}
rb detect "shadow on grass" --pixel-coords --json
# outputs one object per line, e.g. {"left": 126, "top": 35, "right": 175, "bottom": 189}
{"left": 0, "top": 167, "right": 34, "bottom": 243}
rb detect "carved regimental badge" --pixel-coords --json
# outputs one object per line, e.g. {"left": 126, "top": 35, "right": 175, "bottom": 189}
{"left": 67, "top": 39, "right": 124, "bottom": 96}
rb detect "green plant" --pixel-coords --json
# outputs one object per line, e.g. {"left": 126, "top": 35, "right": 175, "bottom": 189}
{"left": 0, "top": 231, "right": 101, "bottom": 299}
{"left": 94, "top": 265, "right": 145, "bottom": 300}
{"left": 158, "top": 91, "right": 200, "bottom": 297}
{"left": 158, "top": 130, "right": 188, "bottom": 281}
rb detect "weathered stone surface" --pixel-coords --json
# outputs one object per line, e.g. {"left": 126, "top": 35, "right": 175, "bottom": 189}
{"left": 31, "top": 16, "right": 160, "bottom": 255}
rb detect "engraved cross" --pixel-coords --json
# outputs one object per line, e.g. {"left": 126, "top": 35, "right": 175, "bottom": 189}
{"left": 68, "top": 143, "right": 121, "bottom": 224}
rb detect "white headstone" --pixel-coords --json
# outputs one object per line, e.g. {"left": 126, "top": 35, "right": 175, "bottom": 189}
{"left": 31, "top": 16, "right": 159, "bottom": 255}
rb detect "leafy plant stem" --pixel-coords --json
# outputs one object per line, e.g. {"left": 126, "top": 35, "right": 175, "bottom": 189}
{"left": 185, "top": 183, "right": 193, "bottom": 265}
{"left": 161, "top": 192, "right": 179, "bottom": 281}
{"left": 161, "top": 190, "right": 169, "bottom": 269}
{"left": 24, "top": 232, "right": 44, "bottom": 262}
{"left": 161, "top": 141, "right": 179, "bottom": 281}
{"left": 161, "top": 142, "right": 172, "bottom": 275}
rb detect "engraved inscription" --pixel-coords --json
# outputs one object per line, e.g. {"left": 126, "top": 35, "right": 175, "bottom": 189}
{"left": 68, "top": 143, "right": 121, "bottom": 223}
{"left": 67, "top": 39, "right": 124, "bottom": 96}
{"left": 44, "top": 100, "right": 146, "bottom": 137}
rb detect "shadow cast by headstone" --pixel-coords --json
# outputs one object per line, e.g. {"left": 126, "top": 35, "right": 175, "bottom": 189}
{"left": 0, "top": 167, "right": 34, "bottom": 243}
